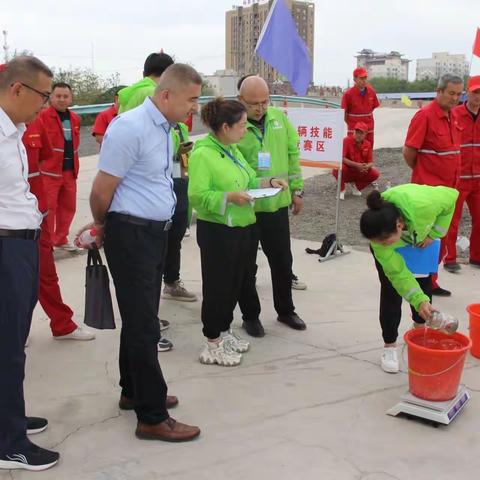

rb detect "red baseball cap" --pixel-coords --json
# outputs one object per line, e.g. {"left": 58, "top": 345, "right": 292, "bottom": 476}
{"left": 468, "top": 75, "right": 480, "bottom": 92}
{"left": 353, "top": 67, "right": 368, "bottom": 78}
{"left": 354, "top": 122, "right": 368, "bottom": 132}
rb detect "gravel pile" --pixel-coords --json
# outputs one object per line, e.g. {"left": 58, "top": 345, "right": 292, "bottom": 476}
{"left": 290, "top": 148, "right": 472, "bottom": 260}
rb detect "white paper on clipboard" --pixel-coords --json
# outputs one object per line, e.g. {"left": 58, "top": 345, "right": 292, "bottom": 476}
{"left": 246, "top": 188, "right": 282, "bottom": 199}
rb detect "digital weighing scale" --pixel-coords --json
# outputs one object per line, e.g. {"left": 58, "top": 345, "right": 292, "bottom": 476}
{"left": 387, "top": 385, "right": 470, "bottom": 425}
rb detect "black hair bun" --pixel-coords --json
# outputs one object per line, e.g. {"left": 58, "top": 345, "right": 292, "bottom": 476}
{"left": 366, "top": 190, "right": 384, "bottom": 211}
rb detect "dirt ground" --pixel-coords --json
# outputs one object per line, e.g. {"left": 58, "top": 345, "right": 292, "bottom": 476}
{"left": 290, "top": 148, "right": 472, "bottom": 260}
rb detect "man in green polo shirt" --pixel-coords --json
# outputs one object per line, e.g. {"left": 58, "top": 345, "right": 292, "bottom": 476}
{"left": 237, "top": 75, "right": 307, "bottom": 337}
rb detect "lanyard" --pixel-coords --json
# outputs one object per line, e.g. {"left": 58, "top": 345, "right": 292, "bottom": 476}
{"left": 252, "top": 128, "right": 264, "bottom": 146}
{"left": 219, "top": 146, "right": 250, "bottom": 191}
{"left": 219, "top": 146, "right": 249, "bottom": 174}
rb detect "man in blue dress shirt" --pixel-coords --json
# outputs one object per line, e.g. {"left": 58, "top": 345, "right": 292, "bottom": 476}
{"left": 82, "top": 64, "right": 202, "bottom": 442}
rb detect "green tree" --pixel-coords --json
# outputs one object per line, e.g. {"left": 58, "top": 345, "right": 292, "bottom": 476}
{"left": 11, "top": 48, "right": 35, "bottom": 58}
{"left": 201, "top": 80, "right": 215, "bottom": 96}
{"left": 52, "top": 67, "right": 121, "bottom": 105}
{"left": 369, "top": 77, "right": 437, "bottom": 93}
{"left": 94, "top": 84, "right": 127, "bottom": 104}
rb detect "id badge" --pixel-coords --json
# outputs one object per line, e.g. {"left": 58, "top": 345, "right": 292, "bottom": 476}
{"left": 258, "top": 151, "right": 271, "bottom": 170}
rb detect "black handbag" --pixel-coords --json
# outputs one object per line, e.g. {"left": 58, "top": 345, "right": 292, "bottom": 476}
{"left": 84, "top": 248, "right": 115, "bottom": 330}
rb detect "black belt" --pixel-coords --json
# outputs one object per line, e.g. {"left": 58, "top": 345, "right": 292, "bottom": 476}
{"left": 0, "top": 229, "right": 41, "bottom": 240}
{"left": 108, "top": 212, "right": 172, "bottom": 231}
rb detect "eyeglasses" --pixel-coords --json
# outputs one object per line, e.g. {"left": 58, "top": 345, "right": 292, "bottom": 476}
{"left": 241, "top": 98, "right": 269, "bottom": 108}
{"left": 20, "top": 82, "right": 51, "bottom": 104}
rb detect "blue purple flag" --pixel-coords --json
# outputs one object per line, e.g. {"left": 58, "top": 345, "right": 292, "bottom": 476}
{"left": 255, "top": 0, "right": 312, "bottom": 95}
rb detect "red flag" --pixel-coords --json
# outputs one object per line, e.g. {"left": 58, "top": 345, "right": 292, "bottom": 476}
{"left": 473, "top": 28, "right": 480, "bottom": 57}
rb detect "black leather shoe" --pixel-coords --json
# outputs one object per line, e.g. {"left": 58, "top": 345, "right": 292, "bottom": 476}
{"left": 242, "top": 320, "right": 265, "bottom": 337}
{"left": 432, "top": 287, "right": 452, "bottom": 297}
{"left": 277, "top": 313, "right": 306, "bottom": 330}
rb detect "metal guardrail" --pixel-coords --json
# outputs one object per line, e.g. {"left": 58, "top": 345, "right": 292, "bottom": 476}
{"left": 70, "top": 95, "right": 341, "bottom": 116}
{"left": 70, "top": 103, "right": 113, "bottom": 115}
{"left": 376, "top": 92, "right": 437, "bottom": 100}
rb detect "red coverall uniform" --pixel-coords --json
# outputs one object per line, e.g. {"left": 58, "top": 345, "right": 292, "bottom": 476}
{"left": 39, "top": 105, "right": 80, "bottom": 246}
{"left": 404, "top": 99, "right": 462, "bottom": 287}
{"left": 333, "top": 136, "right": 380, "bottom": 191}
{"left": 91, "top": 104, "right": 117, "bottom": 138}
{"left": 23, "top": 117, "right": 77, "bottom": 336}
{"left": 184, "top": 112, "right": 193, "bottom": 132}
{"left": 444, "top": 103, "right": 480, "bottom": 265}
{"left": 341, "top": 85, "right": 380, "bottom": 147}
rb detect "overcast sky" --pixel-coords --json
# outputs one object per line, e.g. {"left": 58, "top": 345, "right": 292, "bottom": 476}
{"left": 3, "top": 0, "right": 479, "bottom": 87}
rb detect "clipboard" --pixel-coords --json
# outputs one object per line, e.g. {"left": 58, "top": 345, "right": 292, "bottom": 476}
{"left": 396, "top": 239, "right": 441, "bottom": 275}
{"left": 246, "top": 188, "right": 282, "bottom": 199}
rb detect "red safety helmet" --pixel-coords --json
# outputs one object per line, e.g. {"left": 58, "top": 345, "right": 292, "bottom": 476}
{"left": 354, "top": 122, "right": 368, "bottom": 132}
{"left": 468, "top": 75, "right": 480, "bottom": 92}
{"left": 353, "top": 67, "right": 368, "bottom": 79}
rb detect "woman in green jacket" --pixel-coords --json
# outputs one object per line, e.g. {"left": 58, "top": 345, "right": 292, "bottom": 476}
{"left": 360, "top": 184, "right": 459, "bottom": 373}
{"left": 188, "top": 98, "right": 287, "bottom": 367}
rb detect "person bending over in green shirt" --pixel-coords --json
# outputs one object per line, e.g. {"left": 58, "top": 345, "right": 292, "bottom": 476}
{"left": 360, "top": 184, "right": 458, "bottom": 374}
{"left": 188, "top": 98, "right": 287, "bottom": 367}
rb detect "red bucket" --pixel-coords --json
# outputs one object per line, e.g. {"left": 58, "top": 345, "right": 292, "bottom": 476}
{"left": 404, "top": 328, "right": 471, "bottom": 401}
{"left": 466, "top": 304, "right": 480, "bottom": 358}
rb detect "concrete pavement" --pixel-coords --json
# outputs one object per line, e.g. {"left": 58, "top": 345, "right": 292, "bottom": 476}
{"left": 3, "top": 108, "right": 480, "bottom": 480}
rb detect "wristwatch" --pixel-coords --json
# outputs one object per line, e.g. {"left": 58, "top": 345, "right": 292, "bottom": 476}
{"left": 293, "top": 190, "right": 304, "bottom": 198}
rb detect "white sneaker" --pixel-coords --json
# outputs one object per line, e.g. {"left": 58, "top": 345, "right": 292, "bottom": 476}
{"left": 199, "top": 339, "right": 242, "bottom": 366}
{"left": 339, "top": 190, "right": 345, "bottom": 200}
{"left": 292, "top": 274, "right": 307, "bottom": 290}
{"left": 221, "top": 329, "right": 250, "bottom": 353}
{"left": 56, "top": 242, "right": 81, "bottom": 253}
{"left": 159, "top": 319, "right": 170, "bottom": 331}
{"left": 381, "top": 347, "right": 399, "bottom": 373}
{"left": 184, "top": 228, "right": 191, "bottom": 238}
{"left": 54, "top": 325, "right": 96, "bottom": 341}
{"left": 351, "top": 185, "right": 362, "bottom": 197}
{"left": 162, "top": 280, "right": 197, "bottom": 302}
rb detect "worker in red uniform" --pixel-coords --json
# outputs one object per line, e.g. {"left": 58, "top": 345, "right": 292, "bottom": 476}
{"left": 91, "top": 91, "right": 119, "bottom": 146}
{"left": 341, "top": 67, "right": 380, "bottom": 147}
{"left": 39, "top": 82, "right": 80, "bottom": 251}
{"left": 444, "top": 75, "right": 480, "bottom": 271}
{"left": 333, "top": 122, "right": 380, "bottom": 200}
{"left": 403, "top": 73, "right": 464, "bottom": 296}
{"left": 23, "top": 115, "right": 95, "bottom": 341}
{"left": 184, "top": 111, "right": 193, "bottom": 132}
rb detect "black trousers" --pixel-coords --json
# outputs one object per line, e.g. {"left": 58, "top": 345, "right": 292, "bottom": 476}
{"left": 239, "top": 207, "right": 295, "bottom": 320}
{"left": 163, "top": 208, "right": 188, "bottom": 284}
{"left": 0, "top": 238, "right": 38, "bottom": 455}
{"left": 197, "top": 220, "right": 259, "bottom": 339}
{"left": 373, "top": 252, "right": 433, "bottom": 344}
{"left": 104, "top": 215, "right": 169, "bottom": 424}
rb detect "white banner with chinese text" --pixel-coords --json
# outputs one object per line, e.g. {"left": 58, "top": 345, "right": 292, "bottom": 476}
{"left": 285, "top": 107, "right": 345, "bottom": 168}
